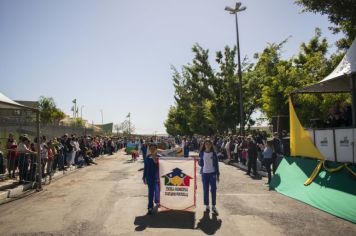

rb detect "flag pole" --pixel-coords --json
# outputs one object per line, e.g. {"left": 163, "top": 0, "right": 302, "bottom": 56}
{"left": 128, "top": 112, "right": 131, "bottom": 136}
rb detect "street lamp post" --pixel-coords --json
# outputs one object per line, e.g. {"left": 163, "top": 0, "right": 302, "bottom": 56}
{"left": 225, "top": 2, "right": 246, "bottom": 135}
{"left": 80, "top": 105, "right": 85, "bottom": 135}
{"left": 80, "top": 105, "right": 84, "bottom": 119}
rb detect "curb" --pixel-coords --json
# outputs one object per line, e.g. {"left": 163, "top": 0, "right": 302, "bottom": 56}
{"left": 0, "top": 181, "right": 19, "bottom": 191}
{"left": 0, "top": 153, "right": 114, "bottom": 205}
{"left": 227, "top": 161, "right": 268, "bottom": 177}
{"left": 0, "top": 169, "right": 80, "bottom": 205}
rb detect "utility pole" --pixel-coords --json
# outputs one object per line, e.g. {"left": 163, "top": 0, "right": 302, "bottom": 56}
{"left": 72, "top": 99, "right": 77, "bottom": 118}
{"left": 80, "top": 105, "right": 84, "bottom": 119}
{"left": 225, "top": 2, "right": 246, "bottom": 135}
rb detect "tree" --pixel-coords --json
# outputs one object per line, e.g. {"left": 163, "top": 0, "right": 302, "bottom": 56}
{"left": 251, "top": 38, "right": 293, "bottom": 120}
{"left": 38, "top": 96, "right": 66, "bottom": 125}
{"left": 166, "top": 28, "right": 347, "bottom": 135}
{"left": 252, "top": 29, "right": 344, "bottom": 125}
{"left": 295, "top": 0, "right": 356, "bottom": 49}
{"left": 116, "top": 120, "right": 135, "bottom": 135}
{"left": 165, "top": 44, "right": 257, "bottom": 135}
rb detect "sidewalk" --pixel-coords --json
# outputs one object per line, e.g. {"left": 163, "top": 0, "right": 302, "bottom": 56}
{"left": 190, "top": 150, "right": 267, "bottom": 177}
{"left": 0, "top": 166, "right": 79, "bottom": 205}
{"left": 223, "top": 159, "right": 268, "bottom": 177}
{"left": 0, "top": 154, "right": 110, "bottom": 205}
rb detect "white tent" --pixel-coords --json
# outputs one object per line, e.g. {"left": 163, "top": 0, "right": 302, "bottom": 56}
{"left": 296, "top": 38, "right": 356, "bottom": 93}
{"left": 293, "top": 38, "right": 356, "bottom": 127}
{"left": 0, "top": 92, "right": 35, "bottom": 110}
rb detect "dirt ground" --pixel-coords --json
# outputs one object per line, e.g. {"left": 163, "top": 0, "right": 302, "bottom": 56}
{"left": 0, "top": 150, "right": 355, "bottom": 235}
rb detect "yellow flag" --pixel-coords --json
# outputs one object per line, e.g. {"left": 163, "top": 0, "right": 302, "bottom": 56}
{"left": 289, "top": 97, "right": 324, "bottom": 160}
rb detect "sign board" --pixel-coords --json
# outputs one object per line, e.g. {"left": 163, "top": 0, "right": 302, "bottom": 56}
{"left": 125, "top": 142, "right": 137, "bottom": 154}
{"left": 335, "top": 129, "right": 354, "bottom": 163}
{"left": 315, "top": 130, "right": 335, "bottom": 161}
{"left": 159, "top": 157, "right": 196, "bottom": 211}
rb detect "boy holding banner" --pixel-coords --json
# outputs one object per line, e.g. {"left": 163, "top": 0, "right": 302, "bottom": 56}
{"left": 142, "top": 143, "right": 160, "bottom": 215}
{"left": 199, "top": 138, "right": 220, "bottom": 215}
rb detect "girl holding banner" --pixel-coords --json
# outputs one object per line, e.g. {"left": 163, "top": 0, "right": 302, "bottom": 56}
{"left": 142, "top": 143, "right": 160, "bottom": 215}
{"left": 199, "top": 138, "right": 220, "bottom": 215}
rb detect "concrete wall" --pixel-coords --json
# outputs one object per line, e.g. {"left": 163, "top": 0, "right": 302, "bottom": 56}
{"left": 0, "top": 124, "right": 95, "bottom": 150}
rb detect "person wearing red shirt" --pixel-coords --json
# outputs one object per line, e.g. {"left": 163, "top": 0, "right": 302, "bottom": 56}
{"left": 47, "top": 140, "right": 55, "bottom": 177}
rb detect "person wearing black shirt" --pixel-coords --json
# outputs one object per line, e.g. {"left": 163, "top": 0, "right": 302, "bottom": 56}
{"left": 246, "top": 135, "right": 258, "bottom": 177}
{"left": 272, "top": 132, "right": 282, "bottom": 174}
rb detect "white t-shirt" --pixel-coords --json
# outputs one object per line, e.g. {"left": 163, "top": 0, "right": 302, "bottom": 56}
{"left": 74, "top": 141, "right": 80, "bottom": 151}
{"left": 203, "top": 152, "right": 215, "bottom": 174}
{"left": 40, "top": 143, "right": 48, "bottom": 159}
{"left": 225, "top": 141, "right": 231, "bottom": 151}
{"left": 16, "top": 142, "right": 28, "bottom": 153}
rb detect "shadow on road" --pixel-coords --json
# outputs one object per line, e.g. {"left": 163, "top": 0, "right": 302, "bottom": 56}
{"left": 269, "top": 173, "right": 281, "bottom": 190}
{"left": 250, "top": 175, "right": 262, "bottom": 180}
{"left": 123, "top": 160, "right": 134, "bottom": 164}
{"left": 134, "top": 210, "right": 195, "bottom": 231}
{"left": 195, "top": 210, "right": 222, "bottom": 235}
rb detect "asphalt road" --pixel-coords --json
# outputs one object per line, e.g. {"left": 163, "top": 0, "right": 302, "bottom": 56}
{"left": 0, "top": 150, "right": 355, "bottom": 236}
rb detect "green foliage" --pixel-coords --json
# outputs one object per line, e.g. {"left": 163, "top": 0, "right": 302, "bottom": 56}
{"left": 165, "top": 44, "right": 258, "bottom": 135}
{"left": 38, "top": 96, "right": 66, "bottom": 125}
{"left": 295, "top": 0, "right": 356, "bottom": 49}
{"left": 166, "top": 28, "right": 347, "bottom": 135}
{"left": 255, "top": 29, "right": 345, "bottom": 126}
{"left": 69, "top": 117, "right": 85, "bottom": 127}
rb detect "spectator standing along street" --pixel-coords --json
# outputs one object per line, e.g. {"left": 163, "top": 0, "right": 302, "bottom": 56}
{"left": 261, "top": 141, "right": 273, "bottom": 184}
{"left": 246, "top": 135, "right": 258, "bottom": 177}
{"left": 7, "top": 134, "right": 17, "bottom": 178}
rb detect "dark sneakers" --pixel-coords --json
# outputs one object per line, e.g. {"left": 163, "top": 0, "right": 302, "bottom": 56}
{"left": 212, "top": 206, "right": 219, "bottom": 215}
{"left": 147, "top": 208, "right": 153, "bottom": 215}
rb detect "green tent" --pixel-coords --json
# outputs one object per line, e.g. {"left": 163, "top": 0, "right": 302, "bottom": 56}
{"left": 270, "top": 156, "right": 356, "bottom": 223}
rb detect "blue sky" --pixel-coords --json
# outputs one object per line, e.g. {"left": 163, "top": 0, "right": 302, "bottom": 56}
{"left": 0, "top": 0, "right": 342, "bottom": 134}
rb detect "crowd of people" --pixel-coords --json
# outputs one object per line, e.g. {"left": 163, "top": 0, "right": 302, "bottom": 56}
{"left": 175, "top": 131, "right": 288, "bottom": 184}
{"left": 325, "top": 102, "right": 352, "bottom": 127}
{"left": 141, "top": 131, "right": 288, "bottom": 215}
{"left": 1, "top": 130, "right": 288, "bottom": 216}
{"left": 0, "top": 133, "right": 126, "bottom": 184}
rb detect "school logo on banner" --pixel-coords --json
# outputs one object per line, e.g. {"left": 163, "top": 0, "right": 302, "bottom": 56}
{"left": 161, "top": 168, "right": 192, "bottom": 197}
{"left": 162, "top": 168, "right": 192, "bottom": 187}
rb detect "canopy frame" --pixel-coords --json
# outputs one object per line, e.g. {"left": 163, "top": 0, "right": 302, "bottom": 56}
{"left": 291, "top": 73, "right": 356, "bottom": 128}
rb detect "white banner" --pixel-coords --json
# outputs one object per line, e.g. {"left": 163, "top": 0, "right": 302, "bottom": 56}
{"left": 159, "top": 157, "right": 196, "bottom": 211}
{"left": 335, "top": 129, "right": 354, "bottom": 163}
{"left": 315, "top": 130, "right": 335, "bottom": 161}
